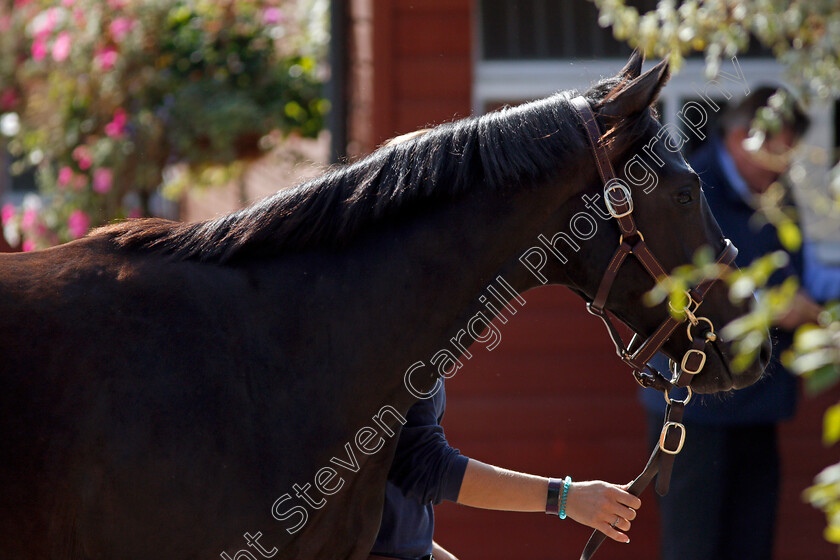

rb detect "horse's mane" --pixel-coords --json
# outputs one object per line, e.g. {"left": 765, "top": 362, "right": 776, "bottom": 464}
{"left": 93, "top": 76, "right": 649, "bottom": 263}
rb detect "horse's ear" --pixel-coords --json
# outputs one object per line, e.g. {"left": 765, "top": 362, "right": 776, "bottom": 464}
{"left": 600, "top": 58, "right": 670, "bottom": 117}
{"left": 619, "top": 49, "right": 644, "bottom": 80}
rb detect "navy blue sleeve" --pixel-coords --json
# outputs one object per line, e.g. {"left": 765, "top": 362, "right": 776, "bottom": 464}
{"left": 386, "top": 388, "right": 470, "bottom": 505}
{"left": 803, "top": 241, "right": 840, "bottom": 302}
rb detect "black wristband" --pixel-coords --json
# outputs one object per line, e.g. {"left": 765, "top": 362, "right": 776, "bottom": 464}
{"left": 545, "top": 477, "right": 563, "bottom": 515}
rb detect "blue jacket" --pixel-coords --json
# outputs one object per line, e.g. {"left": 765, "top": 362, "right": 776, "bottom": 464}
{"left": 371, "top": 383, "right": 469, "bottom": 558}
{"left": 640, "top": 136, "right": 800, "bottom": 424}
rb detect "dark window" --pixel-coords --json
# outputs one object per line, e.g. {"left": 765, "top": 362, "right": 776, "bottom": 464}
{"left": 480, "top": 0, "right": 657, "bottom": 60}
{"left": 480, "top": 0, "right": 772, "bottom": 61}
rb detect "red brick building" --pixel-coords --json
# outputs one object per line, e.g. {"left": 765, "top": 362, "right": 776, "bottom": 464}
{"left": 339, "top": 2, "right": 838, "bottom": 559}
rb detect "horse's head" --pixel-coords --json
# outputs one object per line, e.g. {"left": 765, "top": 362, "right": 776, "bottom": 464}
{"left": 539, "top": 53, "right": 770, "bottom": 394}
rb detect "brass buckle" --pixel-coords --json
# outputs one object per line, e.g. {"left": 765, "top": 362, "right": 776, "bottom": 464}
{"left": 659, "top": 422, "right": 686, "bottom": 455}
{"left": 604, "top": 180, "right": 634, "bottom": 219}
{"left": 680, "top": 348, "right": 707, "bottom": 375}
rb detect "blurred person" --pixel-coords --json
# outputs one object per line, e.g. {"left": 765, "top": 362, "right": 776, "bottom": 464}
{"left": 369, "top": 379, "right": 642, "bottom": 560}
{"left": 641, "top": 86, "right": 820, "bottom": 560}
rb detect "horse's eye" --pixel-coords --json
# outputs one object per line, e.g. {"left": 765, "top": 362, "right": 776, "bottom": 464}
{"left": 675, "top": 189, "right": 694, "bottom": 205}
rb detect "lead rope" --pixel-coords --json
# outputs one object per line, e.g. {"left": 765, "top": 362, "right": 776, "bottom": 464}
{"left": 579, "top": 369, "right": 693, "bottom": 560}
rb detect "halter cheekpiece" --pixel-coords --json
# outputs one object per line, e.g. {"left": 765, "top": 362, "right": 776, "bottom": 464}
{"left": 569, "top": 96, "right": 739, "bottom": 560}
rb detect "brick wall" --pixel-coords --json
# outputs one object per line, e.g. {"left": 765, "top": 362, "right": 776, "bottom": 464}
{"left": 345, "top": 0, "right": 471, "bottom": 157}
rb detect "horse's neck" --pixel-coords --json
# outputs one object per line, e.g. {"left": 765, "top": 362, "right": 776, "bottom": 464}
{"left": 332, "top": 172, "right": 581, "bottom": 404}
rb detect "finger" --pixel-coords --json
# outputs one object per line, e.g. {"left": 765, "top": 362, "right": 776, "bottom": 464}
{"left": 614, "top": 517, "right": 631, "bottom": 531}
{"left": 615, "top": 504, "right": 637, "bottom": 521}
{"left": 600, "top": 521, "right": 630, "bottom": 544}
{"left": 605, "top": 513, "right": 631, "bottom": 532}
{"left": 616, "top": 488, "right": 642, "bottom": 510}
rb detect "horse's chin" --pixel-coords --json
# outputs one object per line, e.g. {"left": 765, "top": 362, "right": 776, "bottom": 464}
{"left": 688, "top": 368, "right": 733, "bottom": 394}
{"left": 687, "top": 341, "right": 768, "bottom": 394}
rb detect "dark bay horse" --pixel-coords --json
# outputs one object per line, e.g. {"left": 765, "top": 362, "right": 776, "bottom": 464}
{"left": 0, "top": 55, "right": 769, "bottom": 559}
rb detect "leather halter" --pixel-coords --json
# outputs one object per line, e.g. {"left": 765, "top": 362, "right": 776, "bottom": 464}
{"left": 569, "top": 97, "right": 739, "bottom": 560}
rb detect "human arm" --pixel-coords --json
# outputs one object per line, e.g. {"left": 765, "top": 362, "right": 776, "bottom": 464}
{"left": 385, "top": 391, "right": 469, "bottom": 505}
{"left": 766, "top": 242, "right": 821, "bottom": 330}
{"left": 455, "top": 458, "right": 641, "bottom": 543}
{"left": 776, "top": 289, "right": 821, "bottom": 330}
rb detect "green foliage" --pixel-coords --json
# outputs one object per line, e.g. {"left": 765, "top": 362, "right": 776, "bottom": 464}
{"left": 803, "top": 462, "right": 840, "bottom": 545}
{"left": 593, "top": 0, "right": 840, "bottom": 98}
{"left": 0, "top": 0, "right": 327, "bottom": 249}
{"left": 823, "top": 403, "right": 840, "bottom": 446}
{"left": 593, "top": 1, "right": 840, "bottom": 549}
{"left": 787, "top": 305, "right": 840, "bottom": 394}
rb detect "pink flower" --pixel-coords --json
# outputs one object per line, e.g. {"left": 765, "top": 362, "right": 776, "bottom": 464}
{"left": 62, "top": 0, "right": 75, "bottom": 6}
{"left": 58, "top": 166, "right": 74, "bottom": 187}
{"left": 109, "top": 18, "right": 133, "bottom": 42}
{"left": 1, "top": 204, "right": 16, "bottom": 226}
{"left": 52, "top": 31, "right": 72, "bottom": 62}
{"left": 93, "top": 168, "right": 112, "bottom": 194}
{"left": 104, "top": 108, "right": 127, "bottom": 138}
{"left": 106, "top": 0, "right": 128, "bottom": 8}
{"left": 67, "top": 209, "right": 90, "bottom": 239}
{"left": 72, "top": 145, "right": 92, "bottom": 170}
{"left": 94, "top": 46, "right": 119, "bottom": 71}
{"left": 128, "top": 207, "right": 142, "bottom": 219}
{"left": 20, "top": 208, "right": 37, "bottom": 230}
{"left": 21, "top": 239, "right": 36, "bottom": 252}
{"left": 263, "top": 7, "right": 284, "bottom": 25}
{"left": 32, "top": 7, "right": 59, "bottom": 39}
{"left": 31, "top": 37, "right": 48, "bottom": 61}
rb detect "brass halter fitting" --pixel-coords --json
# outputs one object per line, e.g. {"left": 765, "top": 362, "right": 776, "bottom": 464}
{"left": 680, "top": 349, "right": 707, "bottom": 375}
{"left": 687, "top": 316, "right": 715, "bottom": 341}
{"left": 659, "top": 421, "right": 687, "bottom": 455}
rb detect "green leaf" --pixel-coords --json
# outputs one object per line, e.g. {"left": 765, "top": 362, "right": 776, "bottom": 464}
{"left": 777, "top": 220, "right": 802, "bottom": 251}
{"left": 805, "top": 365, "right": 840, "bottom": 396}
{"left": 826, "top": 525, "right": 840, "bottom": 545}
{"left": 824, "top": 404, "right": 840, "bottom": 447}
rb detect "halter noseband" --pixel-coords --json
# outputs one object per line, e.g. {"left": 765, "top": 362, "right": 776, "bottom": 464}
{"left": 569, "top": 96, "right": 739, "bottom": 560}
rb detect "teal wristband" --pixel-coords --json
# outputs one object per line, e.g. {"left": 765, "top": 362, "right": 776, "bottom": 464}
{"left": 558, "top": 475, "right": 572, "bottom": 519}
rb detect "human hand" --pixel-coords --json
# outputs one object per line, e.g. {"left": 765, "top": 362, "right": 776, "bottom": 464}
{"left": 432, "top": 540, "right": 459, "bottom": 560}
{"left": 564, "top": 481, "right": 641, "bottom": 543}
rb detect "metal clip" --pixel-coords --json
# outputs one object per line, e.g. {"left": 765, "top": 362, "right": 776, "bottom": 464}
{"left": 663, "top": 386, "right": 693, "bottom": 405}
{"left": 669, "top": 290, "right": 701, "bottom": 322}
{"left": 633, "top": 369, "right": 649, "bottom": 388}
{"left": 659, "top": 422, "right": 686, "bottom": 455}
